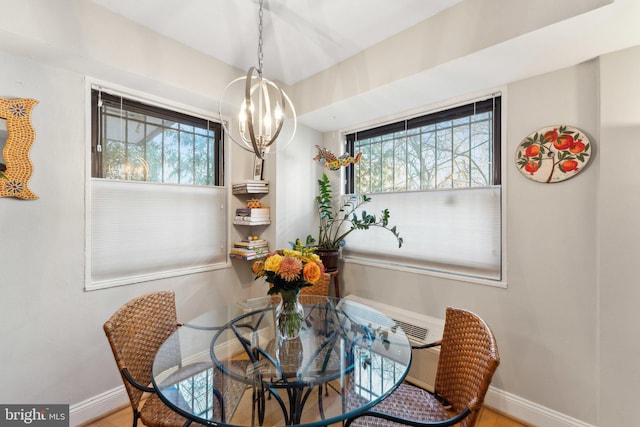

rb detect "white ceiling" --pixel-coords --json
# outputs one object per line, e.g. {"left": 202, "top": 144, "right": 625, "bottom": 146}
{"left": 85, "top": 0, "right": 640, "bottom": 132}
{"left": 87, "top": 0, "right": 464, "bottom": 85}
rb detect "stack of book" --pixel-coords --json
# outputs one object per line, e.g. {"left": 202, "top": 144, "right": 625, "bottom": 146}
{"left": 229, "top": 239, "right": 270, "bottom": 260}
{"left": 233, "top": 207, "right": 270, "bottom": 225}
{"left": 232, "top": 180, "right": 269, "bottom": 194}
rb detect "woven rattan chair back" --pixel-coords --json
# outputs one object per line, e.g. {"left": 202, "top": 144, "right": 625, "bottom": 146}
{"left": 300, "top": 273, "right": 330, "bottom": 296}
{"left": 434, "top": 307, "right": 500, "bottom": 427}
{"left": 270, "top": 273, "right": 331, "bottom": 304}
{"left": 103, "top": 290, "right": 179, "bottom": 419}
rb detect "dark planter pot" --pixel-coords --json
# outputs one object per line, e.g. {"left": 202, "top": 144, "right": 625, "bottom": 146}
{"left": 317, "top": 248, "right": 340, "bottom": 272}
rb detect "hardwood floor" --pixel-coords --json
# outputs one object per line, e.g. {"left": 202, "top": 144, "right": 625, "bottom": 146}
{"left": 81, "top": 400, "right": 529, "bottom": 427}
{"left": 86, "top": 348, "right": 527, "bottom": 427}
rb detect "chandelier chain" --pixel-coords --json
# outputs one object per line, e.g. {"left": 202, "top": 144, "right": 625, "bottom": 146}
{"left": 257, "top": 0, "right": 264, "bottom": 75}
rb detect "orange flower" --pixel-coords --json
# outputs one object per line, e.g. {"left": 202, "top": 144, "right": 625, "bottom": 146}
{"left": 303, "top": 262, "right": 322, "bottom": 284}
{"left": 278, "top": 256, "right": 303, "bottom": 282}
{"left": 252, "top": 260, "right": 265, "bottom": 277}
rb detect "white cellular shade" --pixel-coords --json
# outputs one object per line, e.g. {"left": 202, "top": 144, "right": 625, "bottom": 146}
{"left": 88, "top": 179, "right": 227, "bottom": 289}
{"left": 342, "top": 186, "right": 502, "bottom": 280}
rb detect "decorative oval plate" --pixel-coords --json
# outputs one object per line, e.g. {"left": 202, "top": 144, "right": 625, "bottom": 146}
{"left": 516, "top": 125, "right": 591, "bottom": 183}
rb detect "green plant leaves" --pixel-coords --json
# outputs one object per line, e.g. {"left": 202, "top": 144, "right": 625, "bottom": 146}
{"left": 315, "top": 173, "right": 403, "bottom": 248}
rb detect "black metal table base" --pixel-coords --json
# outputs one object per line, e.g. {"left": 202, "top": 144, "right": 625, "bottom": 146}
{"left": 254, "top": 382, "right": 333, "bottom": 426}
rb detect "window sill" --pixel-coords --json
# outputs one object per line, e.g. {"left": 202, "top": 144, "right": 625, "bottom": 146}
{"left": 342, "top": 257, "right": 507, "bottom": 289}
{"left": 85, "top": 262, "right": 230, "bottom": 291}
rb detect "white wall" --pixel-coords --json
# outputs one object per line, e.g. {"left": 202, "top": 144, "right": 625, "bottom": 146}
{"left": 274, "top": 124, "right": 324, "bottom": 248}
{"left": 598, "top": 44, "right": 640, "bottom": 427}
{"left": 0, "top": 1, "right": 302, "bottom": 420}
{"left": 0, "top": 49, "right": 322, "bottom": 425}
{"left": 0, "top": 48, "right": 252, "bottom": 411}
{"left": 0, "top": 44, "right": 284, "bottom": 412}
{"left": 0, "top": 7, "right": 322, "bottom": 420}
{"left": 341, "top": 60, "right": 601, "bottom": 425}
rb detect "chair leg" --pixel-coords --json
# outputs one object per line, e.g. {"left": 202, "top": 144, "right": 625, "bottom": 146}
{"left": 132, "top": 409, "right": 140, "bottom": 427}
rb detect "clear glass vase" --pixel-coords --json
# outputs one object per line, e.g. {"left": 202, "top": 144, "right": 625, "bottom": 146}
{"left": 275, "top": 289, "right": 304, "bottom": 340}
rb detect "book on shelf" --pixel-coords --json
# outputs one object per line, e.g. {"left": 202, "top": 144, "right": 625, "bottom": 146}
{"left": 233, "top": 180, "right": 269, "bottom": 185}
{"left": 232, "top": 184, "right": 269, "bottom": 190}
{"left": 232, "top": 181, "right": 269, "bottom": 194}
{"left": 229, "top": 245, "right": 269, "bottom": 260}
{"left": 232, "top": 187, "right": 269, "bottom": 195}
{"left": 233, "top": 239, "right": 268, "bottom": 249}
{"left": 229, "top": 252, "right": 267, "bottom": 261}
{"left": 233, "top": 218, "right": 271, "bottom": 225}
{"left": 233, "top": 245, "right": 268, "bottom": 251}
{"left": 235, "top": 207, "right": 270, "bottom": 217}
{"left": 232, "top": 181, "right": 269, "bottom": 188}
{"left": 234, "top": 238, "right": 268, "bottom": 245}
{"left": 230, "top": 246, "right": 269, "bottom": 255}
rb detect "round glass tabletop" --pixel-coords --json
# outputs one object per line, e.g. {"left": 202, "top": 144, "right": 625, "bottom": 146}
{"left": 152, "top": 295, "right": 412, "bottom": 426}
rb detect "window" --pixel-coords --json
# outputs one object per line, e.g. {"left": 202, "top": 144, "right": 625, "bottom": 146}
{"left": 86, "top": 85, "right": 227, "bottom": 291}
{"left": 346, "top": 97, "right": 500, "bottom": 193}
{"left": 91, "top": 90, "right": 222, "bottom": 185}
{"left": 353, "top": 345, "right": 405, "bottom": 401}
{"left": 343, "top": 95, "right": 503, "bottom": 283}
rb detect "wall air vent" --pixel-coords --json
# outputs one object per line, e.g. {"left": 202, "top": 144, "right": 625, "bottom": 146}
{"left": 392, "top": 318, "right": 429, "bottom": 342}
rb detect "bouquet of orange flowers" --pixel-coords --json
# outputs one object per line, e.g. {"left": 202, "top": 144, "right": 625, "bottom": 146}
{"left": 253, "top": 248, "right": 325, "bottom": 295}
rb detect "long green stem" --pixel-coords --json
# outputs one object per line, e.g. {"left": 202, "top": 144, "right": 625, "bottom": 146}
{"left": 315, "top": 173, "right": 403, "bottom": 249}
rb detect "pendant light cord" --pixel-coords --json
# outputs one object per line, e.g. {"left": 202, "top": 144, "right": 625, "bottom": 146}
{"left": 257, "top": 0, "right": 264, "bottom": 76}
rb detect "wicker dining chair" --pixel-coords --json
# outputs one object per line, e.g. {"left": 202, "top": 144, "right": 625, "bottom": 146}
{"left": 345, "top": 307, "right": 500, "bottom": 427}
{"left": 300, "top": 272, "right": 331, "bottom": 296}
{"left": 103, "top": 290, "right": 200, "bottom": 427}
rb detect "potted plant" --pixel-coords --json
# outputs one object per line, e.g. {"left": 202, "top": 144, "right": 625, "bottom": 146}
{"left": 304, "top": 173, "right": 403, "bottom": 271}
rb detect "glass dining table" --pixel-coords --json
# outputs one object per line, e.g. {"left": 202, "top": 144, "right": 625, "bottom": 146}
{"left": 152, "top": 295, "right": 412, "bottom": 427}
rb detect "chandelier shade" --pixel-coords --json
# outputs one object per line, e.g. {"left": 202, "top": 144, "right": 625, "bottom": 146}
{"left": 219, "top": 0, "right": 297, "bottom": 160}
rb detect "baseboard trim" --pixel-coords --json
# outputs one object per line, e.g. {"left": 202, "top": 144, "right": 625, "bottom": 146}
{"left": 70, "top": 385, "right": 129, "bottom": 427}
{"left": 71, "top": 384, "right": 594, "bottom": 427}
{"left": 485, "top": 386, "right": 595, "bottom": 427}
{"left": 71, "top": 326, "right": 272, "bottom": 426}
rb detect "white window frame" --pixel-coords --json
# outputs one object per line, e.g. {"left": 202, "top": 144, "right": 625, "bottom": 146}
{"left": 84, "top": 78, "right": 230, "bottom": 291}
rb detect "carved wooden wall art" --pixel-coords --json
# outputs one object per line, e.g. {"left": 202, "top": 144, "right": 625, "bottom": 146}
{"left": 0, "top": 97, "right": 38, "bottom": 199}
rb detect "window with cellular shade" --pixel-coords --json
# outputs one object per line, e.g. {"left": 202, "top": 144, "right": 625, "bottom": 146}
{"left": 344, "top": 95, "right": 503, "bottom": 283}
{"left": 341, "top": 187, "right": 502, "bottom": 281}
{"left": 86, "top": 85, "right": 227, "bottom": 290}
